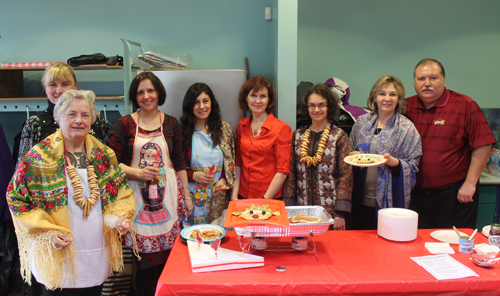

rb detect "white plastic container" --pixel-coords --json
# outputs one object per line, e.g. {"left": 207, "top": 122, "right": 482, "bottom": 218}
{"left": 377, "top": 208, "right": 418, "bottom": 242}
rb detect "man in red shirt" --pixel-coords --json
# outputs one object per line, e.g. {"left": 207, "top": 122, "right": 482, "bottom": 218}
{"left": 406, "top": 58, "right": 496, "bottom": 228}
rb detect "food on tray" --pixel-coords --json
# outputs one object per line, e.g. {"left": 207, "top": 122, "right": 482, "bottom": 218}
{"left": 291, "top": 214, "right": 322, "bottom": 223}
{"left": 232, "top": 204, "right": 281, "bottom": 220}
{"left": 190, "top": 229, "right": 223, "bottom": 240}
{"left": 352, "top": 156, "right": 376, "bottom": 164}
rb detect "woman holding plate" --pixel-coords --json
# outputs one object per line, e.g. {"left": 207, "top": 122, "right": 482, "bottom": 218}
{"left": 283, "top": 84, "right": 353, "bottom": 230}
{"left": 349, "top": 75, "right": 422, "bottom": 230}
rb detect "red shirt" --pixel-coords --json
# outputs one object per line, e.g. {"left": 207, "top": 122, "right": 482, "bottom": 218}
{"left": 235, "top": 113, "right": 292, "bottom": 199}
{"left": 405, "top": 88, "right": 496, "bottom": 189}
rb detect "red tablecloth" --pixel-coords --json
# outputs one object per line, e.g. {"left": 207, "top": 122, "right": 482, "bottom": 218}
{"left": 155, "top": 229, "right": 500, "bottom": 296}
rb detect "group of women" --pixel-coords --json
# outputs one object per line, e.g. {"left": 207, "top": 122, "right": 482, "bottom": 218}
{"left": 5, "top": 62, "right": 422, "bottom": 296}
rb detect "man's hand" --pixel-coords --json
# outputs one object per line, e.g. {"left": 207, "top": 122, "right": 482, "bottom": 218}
{"left": 457, "top": 181, "right": 476, "bottom": 203}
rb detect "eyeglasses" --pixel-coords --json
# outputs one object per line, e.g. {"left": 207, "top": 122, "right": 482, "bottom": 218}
{"left": 308, "top": 103, "right": 328, "bottom": 110}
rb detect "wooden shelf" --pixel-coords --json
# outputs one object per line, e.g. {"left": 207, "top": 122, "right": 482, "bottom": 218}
{"left": 0, "top": 65, "right": 124, "bottom": 99}
{"left": 0, "top": 96, "right": 123, "bottom": 101}
{"left": 0, "top": 65, "right": 123, "bottom": 71}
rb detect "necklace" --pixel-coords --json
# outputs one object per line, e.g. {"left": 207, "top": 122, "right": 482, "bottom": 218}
{"left": 65, "top": 148, "right": 100, "bottom": 217}
{"left": 251, "top": 123, "right": 263, "bottom": 137}
{"left": 299, "top": 124, "right": 331, "bottom": 167}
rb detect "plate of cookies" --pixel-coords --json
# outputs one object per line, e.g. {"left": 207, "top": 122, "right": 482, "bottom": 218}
{"left": 343, "top": 153, "right": 387, "bottom": 167}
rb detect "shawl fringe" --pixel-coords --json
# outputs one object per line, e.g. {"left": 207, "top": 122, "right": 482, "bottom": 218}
{"left": 16, "top": 227, "right": 77, "bottom": 290}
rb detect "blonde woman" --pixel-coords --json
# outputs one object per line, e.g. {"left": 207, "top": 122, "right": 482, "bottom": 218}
{"left": 14, "top": 62, "right": 111, "bottom": 166}
{"left": 349, "top": 75, "right": 422, "bottom": 230}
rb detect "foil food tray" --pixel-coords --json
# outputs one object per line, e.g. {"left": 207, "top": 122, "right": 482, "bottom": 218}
{"left": 233, "top": 206, "right": 334, "bottom": 237}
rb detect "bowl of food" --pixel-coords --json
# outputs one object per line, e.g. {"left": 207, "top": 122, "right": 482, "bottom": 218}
{"left": 472, "top": 253, "right": 500, "bottom": 268}
{"left": 181, "top": 224, "right": 226, "bottom": 243}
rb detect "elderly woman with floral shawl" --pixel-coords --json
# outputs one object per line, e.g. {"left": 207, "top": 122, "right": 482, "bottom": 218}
{"left": 7, "top": 90, "right": 136, "bottom": 295}
{"left": 349, "top": 75, "right": 422, "bottom": 230}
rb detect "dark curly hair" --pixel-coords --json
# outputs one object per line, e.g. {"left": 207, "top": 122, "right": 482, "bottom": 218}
{"left": 180, "top": 83, "right": 223, "bottom": 149}
{"left": 128, "top": 72, "right": 166, "bottom": 110}
{"left": 299, "top": 84, "right": 340, "bottom": 124}
{"left": 238, "top": 76, "right": 276, "bottom": 114}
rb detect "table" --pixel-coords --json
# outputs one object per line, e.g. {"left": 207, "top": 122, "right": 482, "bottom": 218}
{"left": 155, "top": 229, "right": 500, "bottom": 296}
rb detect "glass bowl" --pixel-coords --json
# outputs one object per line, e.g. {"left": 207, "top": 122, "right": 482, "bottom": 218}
{"left": 471, "top": 253, "right": 500, "bottom": 268}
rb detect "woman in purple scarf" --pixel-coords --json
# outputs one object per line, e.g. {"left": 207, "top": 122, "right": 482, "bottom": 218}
{"left": 349, "top": 75, "right": 422, "bottom": 230}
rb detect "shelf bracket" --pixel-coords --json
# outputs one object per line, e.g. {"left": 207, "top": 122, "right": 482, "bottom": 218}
{"left": 119, "top": 38, "right": 144, "bottom": 115}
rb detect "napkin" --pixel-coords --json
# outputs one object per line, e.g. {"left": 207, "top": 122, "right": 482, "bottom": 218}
{"left": 425, "top": 242, "right": 455, "bottom": 254}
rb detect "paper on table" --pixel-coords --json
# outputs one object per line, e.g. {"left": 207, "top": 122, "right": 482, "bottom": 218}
{"left": 187, "top": 240, "right": 264, "bottom": 273}
{"left": 411, "top": 254, "right": 479, "bottom": 280}
{"left": 425, "top": 242, "right": 455, "bottom": 254}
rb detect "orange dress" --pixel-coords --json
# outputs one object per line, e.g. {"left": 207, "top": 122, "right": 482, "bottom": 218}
{"left": 235, "top": 113, "right": 292, "bottom": 199}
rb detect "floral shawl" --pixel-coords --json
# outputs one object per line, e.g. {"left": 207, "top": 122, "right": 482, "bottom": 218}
{"left": 210, "top": 121, "right": 236, "bottom": 221}
{"left": 350, "top": 112, "right": 422, "bottom": 209}
{"left": 215, "top": 121, "right": 236, "bottom": 189}
{"left": 6, "top": 129, "right": 136, "bottom": 290}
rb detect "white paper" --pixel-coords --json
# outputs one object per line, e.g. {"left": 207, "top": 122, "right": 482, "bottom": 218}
{"left": 425, "top": 242, "right": 455, "bottom": 254}
{"left": 187, "top": 240, "right": 264, "bottom": 273}
{"left": 411, "top": 254, "right": 479, "bottom": 280}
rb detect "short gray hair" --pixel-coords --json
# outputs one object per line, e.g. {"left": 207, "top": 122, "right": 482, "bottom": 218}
{"left": 54, "top": 90, "right": 99, "bottom": 124}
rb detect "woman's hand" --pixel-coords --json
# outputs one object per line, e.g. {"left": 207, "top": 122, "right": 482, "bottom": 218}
{"left": 183, "top": 188, "right": 193, "bottom": 216}
{"left": 138, "top": 166, "right": 160, "bottom": 181}
{"left": 193, "top": 172, "right": 215, "bottom": 185}
{"left": 116, "top": 217, "right": 130, "bottom": 232}
{"left": 214, "top": 178, "right": 226, "bottom": 190}
{"left": 348, "top": 151, "right": 361, "bottom": 156}
{"left": 382, "top": 153, "right": 399, "bottom": 167}
{"left": 51, "top": 233, "right": 72, "bottom": 250}
{"left": 333, "top": 217, "right": 346, "bottom": 230}
{"left": 230, "top": 191, "right": 239, "bottom": 201}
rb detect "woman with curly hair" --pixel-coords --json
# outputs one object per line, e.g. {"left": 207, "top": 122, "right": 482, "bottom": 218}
{"left": 283, "top": 84, "right": 353, "bottom": 230}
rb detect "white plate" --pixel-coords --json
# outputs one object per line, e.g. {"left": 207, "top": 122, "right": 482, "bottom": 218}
{"left": 343, "top": 154, "right": 387, "bottom": 167}
{"left": 181, "top": 224, "right": 226, "bottom": 242}
{"left": 430, "top": 230, "right": 467, "bottom": 244}
{"left": 483, "top": 225, "right": 491, "bottom": 238}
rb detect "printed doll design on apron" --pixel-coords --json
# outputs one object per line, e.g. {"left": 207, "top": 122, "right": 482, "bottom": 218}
{"left": 136, "top": 142, "right": 170, "bottom": 224}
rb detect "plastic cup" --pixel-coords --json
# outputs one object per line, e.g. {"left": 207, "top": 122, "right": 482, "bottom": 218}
{"left": 104, "top": 215, "right": 119, "bottom": 229}
{"left": 458, "top": 237, "right": 474, "bottom": 254}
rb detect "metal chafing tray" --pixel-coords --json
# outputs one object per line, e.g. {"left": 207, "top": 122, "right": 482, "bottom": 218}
{"left": 233, "top": 206, "right": 334, "bottom": 237}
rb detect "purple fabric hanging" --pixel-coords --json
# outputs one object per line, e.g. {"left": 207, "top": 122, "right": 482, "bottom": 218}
{"left": 324, "top": 77, "right": 367, "bottom": 120}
